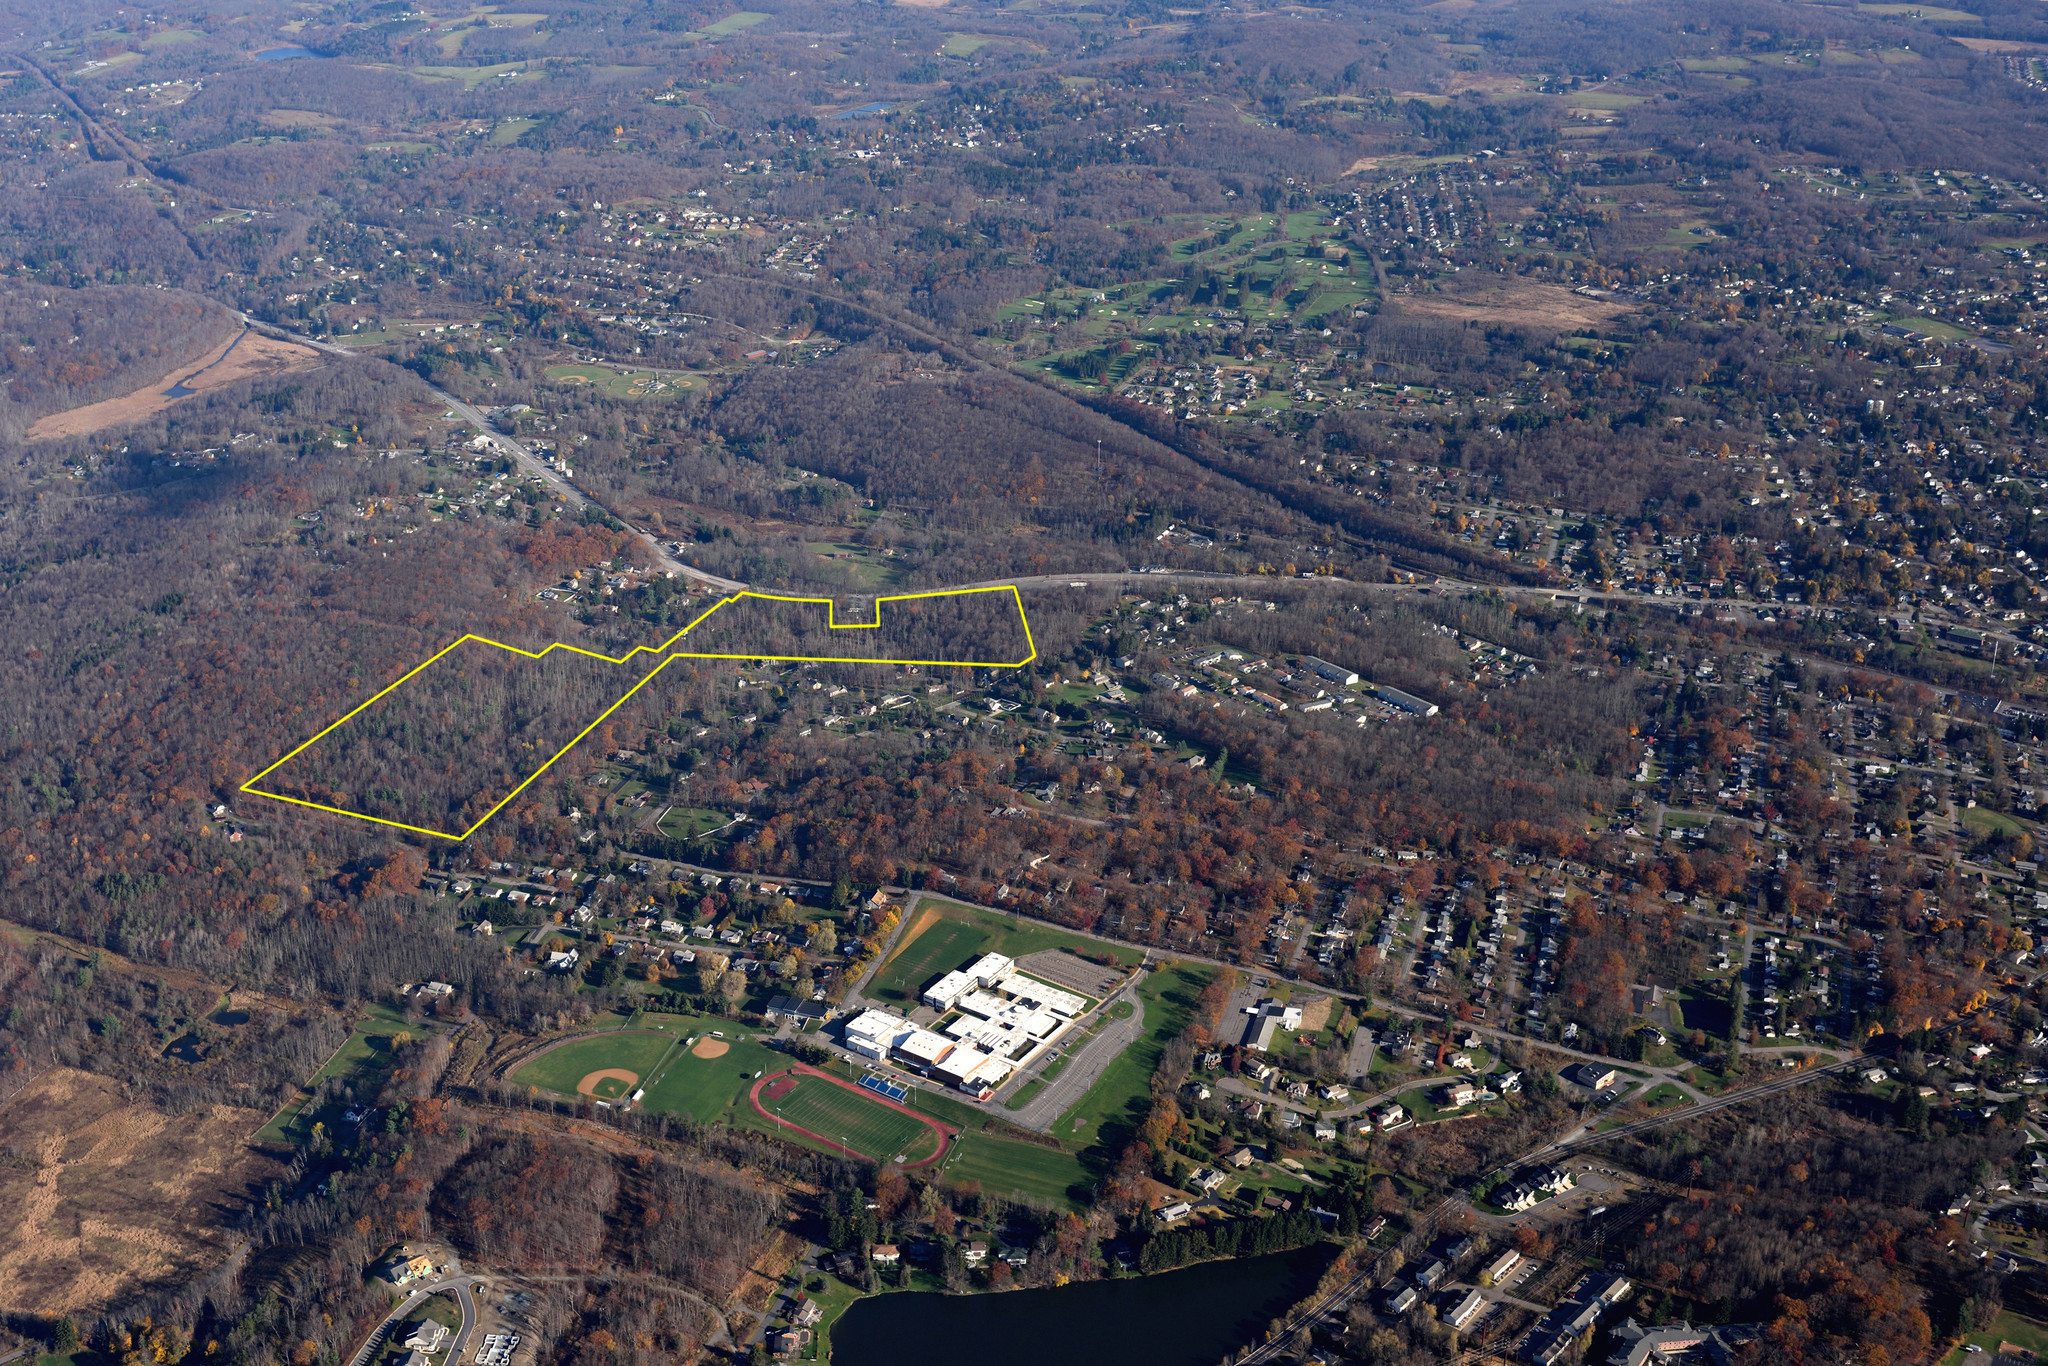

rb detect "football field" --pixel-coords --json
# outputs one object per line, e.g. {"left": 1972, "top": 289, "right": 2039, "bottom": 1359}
{"left": 757, "top": 1072, "right": 940, "bottom": 1163}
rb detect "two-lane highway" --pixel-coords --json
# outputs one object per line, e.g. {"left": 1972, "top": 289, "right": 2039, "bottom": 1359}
{"left": 240, "top": 316, "right": 745, "bottom": 594}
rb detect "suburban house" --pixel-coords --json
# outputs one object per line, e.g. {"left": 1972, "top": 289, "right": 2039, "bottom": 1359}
{"left": 380, "top": 1250, "right": 436, "bottom": 1286}
{"left": 1157, "top": 1201, "right": 1194, "bottom": 1225}
{"left": 1438, "top": 1080, "right": 1481, "bottom": 1109}
{"left": 870, "top": 1244, "right": 900, "bottom": 1264}
{"left": 401, "top": 1322, "right": 449, "bottom": 1354}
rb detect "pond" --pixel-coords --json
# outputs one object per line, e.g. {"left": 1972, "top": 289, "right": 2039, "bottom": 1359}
{"left": 255, "top": 46, "right": 319, "bottom": 61}
{"left": 831, "top": 1246, "right": 1331, "bottom": 1366}
{"left": 162, "top": 1034, "right": 207, "bottom": 1063}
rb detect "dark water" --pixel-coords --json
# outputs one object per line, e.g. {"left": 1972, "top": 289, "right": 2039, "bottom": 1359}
{"left": 255, "top": 46, "right": 318, "bottom": 60}
{"left": 163, "top": 1034, "right": 206, "bottom": 1062}
{"left": 832, "top": 1246, "right": 1331, "bottom": 1366}
{"left": 213, "top": 1008, "right": 250, "bottom": 1026}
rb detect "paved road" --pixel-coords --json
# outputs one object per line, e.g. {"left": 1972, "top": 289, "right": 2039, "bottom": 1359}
{"left": 1002, "top": 970, "right": 1150, "bottom": 1133}
{"left": 239, "top": 315, "right": 747, "bottom": 595}
{"left": 345, "top": 1273, "right": 483, "bottom": 1366}
{"left": 1233, "top": 1053, "right": 1861, "bottom": 1366}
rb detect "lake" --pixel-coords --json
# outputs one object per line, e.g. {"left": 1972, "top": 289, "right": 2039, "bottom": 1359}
{"left": 255, "top": 46, "right": 318, "bottom": 61}
{"left": 831, "top": 1246, "right": 1331, "bottom": 1366}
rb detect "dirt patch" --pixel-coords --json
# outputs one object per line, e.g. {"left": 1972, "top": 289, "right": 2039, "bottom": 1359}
{"left": 1392, "top": 278, "right": 1632, "bottom": 333}
{"left": 1446, "top": 69, "right": 1529, "bottom": 97}
{"left": 0, "top": 1067, "right": 281, "bottom": 1315}
{"left": 29, "top": 329, "right": 324, "bottom": 441}
{"left": 761, "top": 1075, "right": 799, "bottom": 1102}
{"left": 577, "top": 1068, "right": 639, "bottom": 1098}
{"left": 1296, "top": 994, "right": 1334, "bottom": 1033}
{"left": 1952, "top": 36, "right": 2048, "bottom": 52}
{"left": 692, "top": 1037, "right": 731, "bottom": 1059}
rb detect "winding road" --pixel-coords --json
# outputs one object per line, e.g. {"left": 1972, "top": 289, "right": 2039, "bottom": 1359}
{"left": 237, "top": 314, "right": 746, "bottom": 594}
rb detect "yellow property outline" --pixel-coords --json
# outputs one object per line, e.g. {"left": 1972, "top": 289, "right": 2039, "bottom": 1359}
{"left": 241, "top": 586, "right": 1036, "bottom": 841}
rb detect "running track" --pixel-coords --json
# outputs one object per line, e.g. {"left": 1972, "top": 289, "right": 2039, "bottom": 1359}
{"left": 748, "top": 1062, "right": 956, "bottom": 1168}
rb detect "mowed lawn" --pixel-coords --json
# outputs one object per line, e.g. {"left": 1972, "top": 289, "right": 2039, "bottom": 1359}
{"left": 637, "top": 1032, "right": 783, "bottom": 1123}
{"left": 867, "top": 896, "right": 1142, "bottom": 1007}
{"left": 512, "top": 1031, "right": 679, "bottom": 1097}
{"left": 1058, "top": 962, "right": 1212, "bottom": 1160}
{"left": 867, "top": 916, "right": 992, "bottom": 1006}
{"left": 765, "top": 1074, "right": 933, "bottom": 1162}
{"left": 939, "top": 1129, "right": 1093, "bottom": 1206}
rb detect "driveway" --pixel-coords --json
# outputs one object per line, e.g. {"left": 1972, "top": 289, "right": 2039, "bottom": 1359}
{"left": 1003, "top": 975, "right": 1148, "bottom": 1133}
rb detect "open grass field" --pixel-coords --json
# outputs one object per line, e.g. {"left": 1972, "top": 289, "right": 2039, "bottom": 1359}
{"left": 705, "top": 10, "right": 770, "bottom": 33}
{"left": 511, "top": 1029, "right": 678, "bottom": 1098}
{"left": 0, "top": 1067, "right": 283, "bottom": 1314}
{"left": 937, "top": 1129, "right": 1094, "bottom": 1205}
{"left": 757, "top": 1072, "right": 937, "bottom": 1163}
{"left": 1963, "top": 806, "right": 2028, "bottom": 840}
{"left": 1056, "top": 962, "right": 1212, "bottom": 1159}
{"left": 659, "top": 805, "right": 734, "bottom": 839}
{"left": 866, "top": 914, "right": 993, "bottom": 1006}
{"left": 543, "top": 363, "right": 694, "bottom": 398}
{"left": 1858, "top": 2, "right": 1979, "bottom": 18}
{"left": 255, "top": 1002, "right": 429, "bottom": 1143}
{"left": 1940, "top": 1310, "right": 2048, "bottom": 1365}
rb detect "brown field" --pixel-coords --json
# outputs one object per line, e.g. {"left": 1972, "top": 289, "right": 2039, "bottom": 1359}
{"left": 0, "top": 1068, "right": 281, "bottom": 1314}
{"left": 1392, "top": 278, "right": 1632, "bottom": 332}
{"left": 692, "top": 1037, "right": 731, "bottom": 1059}
{"left": 29, "top": 329, "right": 325, "bottom": 441}
{"left": 1952, "top": 37, "right": 2048, "bottom": 52}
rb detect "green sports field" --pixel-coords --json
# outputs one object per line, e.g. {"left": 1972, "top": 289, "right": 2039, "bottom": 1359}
{"left": 636, "top": 1029, "right": 784, "bottom": 1123}
{"left": 511, "top": 1030, "right": 679, "bottom": 1098}
{"left": 763, "top": 1073, "right": 938, "bottom": 1163}
{"left": 866, "top": 897, "right": 1142, "bottom": 1007}
{"left": 867, "top": 917, "right": 992, "bottom": 1006}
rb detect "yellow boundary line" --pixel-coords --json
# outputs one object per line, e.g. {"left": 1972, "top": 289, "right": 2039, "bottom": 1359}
{"left": 241, "top": 587, "right": 1036, "bottom": 841}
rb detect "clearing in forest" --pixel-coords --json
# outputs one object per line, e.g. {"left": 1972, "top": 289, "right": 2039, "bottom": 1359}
{"left": 241, "top": 586, "right": 1035, "bottom": 840}
{"left": 0, "top": 1067, "right": 283, "bottom": 1314}
{"left": 27, "top": 328, "right": 323, "bottom": 440}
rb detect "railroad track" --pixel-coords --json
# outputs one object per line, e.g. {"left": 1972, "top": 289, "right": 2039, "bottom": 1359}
{"left": 1232, "top": 1054, "right": 1861, "bottom": 1364}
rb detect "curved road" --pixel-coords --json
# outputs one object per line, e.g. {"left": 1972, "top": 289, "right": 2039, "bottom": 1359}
{"left": 345, "top": 1273, "right": 481, "bottom": 1366}
{"left": 238, "top": 314, "right": 746, "bottom": 595}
